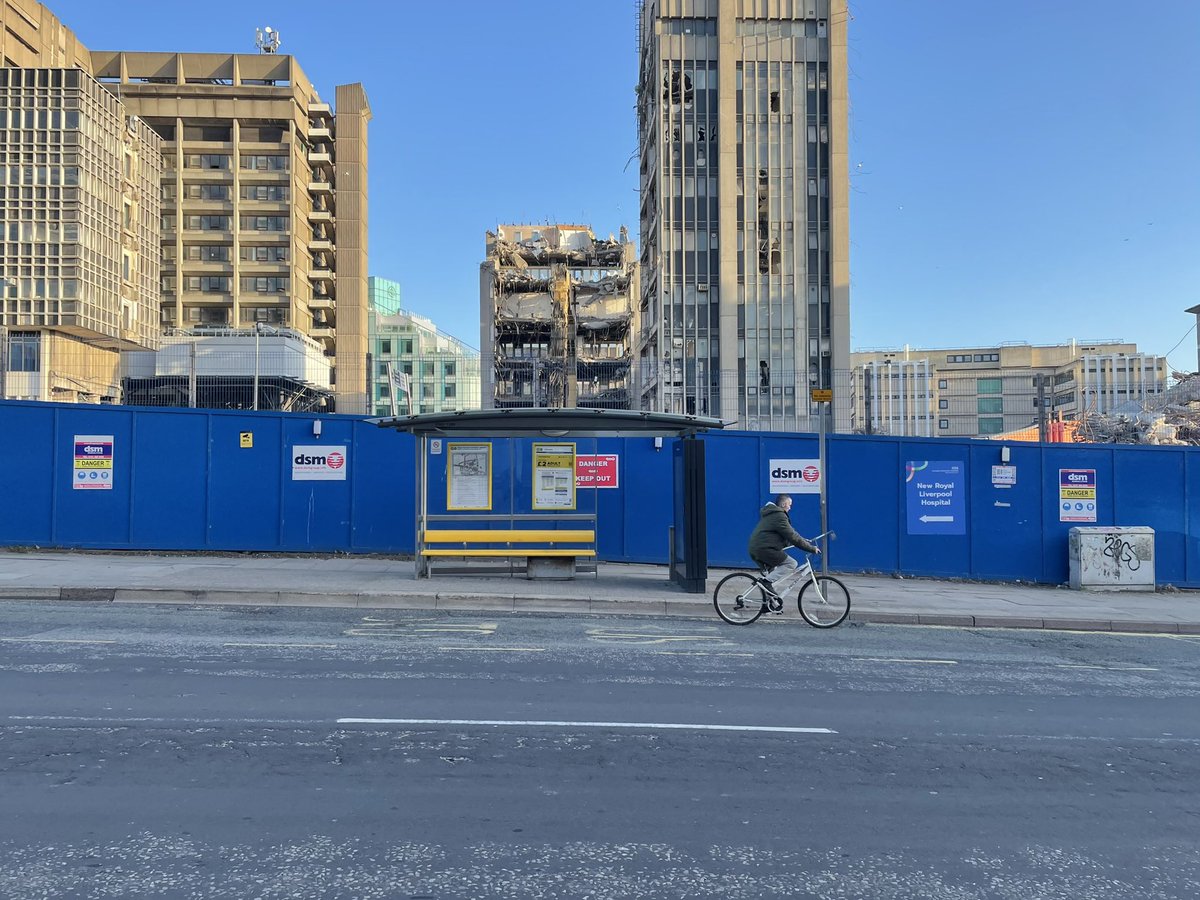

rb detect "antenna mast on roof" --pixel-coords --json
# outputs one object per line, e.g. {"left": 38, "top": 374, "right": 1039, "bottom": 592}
{"left": 255, "top": 27, "right": 281, "bottom": 54}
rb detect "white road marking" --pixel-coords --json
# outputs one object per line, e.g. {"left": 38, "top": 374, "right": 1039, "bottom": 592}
{"left": 436, "top": 646, "right": 545, "bottom": 652}
{"left": 0, "top": 638, "right": 117, "bottom": 645}
{"left": 852, "top": 657, "right": 958, "bottom": 665}
{"left": 223, "top": 642, "right": 337, "bottom": 649}
{"left": 1056, "top": 664, "right": 1158, "bottom": 671}
{"left": 336, "top": 718, "right": 836, "bottom": 734}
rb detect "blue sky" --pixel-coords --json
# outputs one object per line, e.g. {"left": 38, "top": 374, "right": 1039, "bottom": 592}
{"left": 52, "top": 0, "right": 1200, "bottom": 370}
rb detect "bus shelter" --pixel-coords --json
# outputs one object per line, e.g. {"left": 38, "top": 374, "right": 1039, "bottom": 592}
{"left": 370, "top": 407, "right": 728, "bottom": 591}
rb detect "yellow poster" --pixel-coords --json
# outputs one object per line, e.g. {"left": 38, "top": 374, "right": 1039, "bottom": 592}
{"left": 532, "top": 442, "right": 576, "bottom": 510}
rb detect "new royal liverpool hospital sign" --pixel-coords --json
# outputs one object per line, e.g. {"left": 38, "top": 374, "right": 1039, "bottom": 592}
{"left": 905, "top": 460, "right": 966, "bottom": 535}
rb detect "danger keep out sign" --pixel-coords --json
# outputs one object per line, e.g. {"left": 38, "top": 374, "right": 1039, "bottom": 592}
{"left": 576, "top": 454, "right": 619, "bottom": 488}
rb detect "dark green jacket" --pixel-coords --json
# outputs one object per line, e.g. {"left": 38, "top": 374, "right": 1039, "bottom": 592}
{"left": 747, "top": 503, "right": 817, "bottom": 557}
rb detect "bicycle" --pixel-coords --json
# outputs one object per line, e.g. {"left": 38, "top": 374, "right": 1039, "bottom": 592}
{"left": 712, "top": 531, "right": 851, "bottom": 628}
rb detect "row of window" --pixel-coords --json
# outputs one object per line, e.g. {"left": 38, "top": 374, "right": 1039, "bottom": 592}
{"left": 937, "top": 417, "right": 1006, "bottom": 434}
{"left": 946, "top": 353, "right": 1000, "bottom": 363}
{"left": 164, "top": 215, "right": 289, "bottom": 233}
{"left": 162, "top": 245, "right": 289, "bottom": 262}
{"left": 162, "top": 184, "right": 291, "bottom": 202}
{"left": 180, "top": 155, "right": 289, "bottom": 172}
{"left": 164, "top": 275, "right": 290, "bottom": 293}
{"left": 0, "top": 109, "right": 80, "bottom": 130}
{"left": 378, "top": 360, "right": 457, "bottom": 378}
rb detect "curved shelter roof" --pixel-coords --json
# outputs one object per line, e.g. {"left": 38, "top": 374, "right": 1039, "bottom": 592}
{"left": 369, "top": 407, "right": 730, "bottom": 438}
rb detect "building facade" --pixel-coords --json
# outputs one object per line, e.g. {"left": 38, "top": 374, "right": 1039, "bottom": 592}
{"left": 85, "top": 50, "right": 370, "bottom": 412}
{"left": 635, "top": 0, "right": 850, "bottom": 430}
{"left": 370, "top": 306, "right": 481, "bottom": 418}
{"left": 849, "top": 341, "right": 1169, "bottom": 439}
{"left": 480, "top": 224, "right": 639, "bottom": 409}
{"left": 0, "top": 64, "right": 162, "bottom": 402}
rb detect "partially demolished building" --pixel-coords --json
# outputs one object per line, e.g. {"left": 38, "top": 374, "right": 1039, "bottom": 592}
{"left": 479, "top": 225, "right": 639, "bottom": 409}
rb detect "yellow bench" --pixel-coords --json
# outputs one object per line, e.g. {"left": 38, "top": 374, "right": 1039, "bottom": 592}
{"left": 420, "top": 529, "right": 597, "bottom": 559}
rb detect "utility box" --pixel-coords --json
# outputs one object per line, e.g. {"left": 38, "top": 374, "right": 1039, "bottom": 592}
{"left": 1068, "top": 527, "right": 1155, "bottom": 590}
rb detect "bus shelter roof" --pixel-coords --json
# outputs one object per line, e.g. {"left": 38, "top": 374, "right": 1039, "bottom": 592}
{"left": 369, "top": 407, "right": 731, "bottom": 438}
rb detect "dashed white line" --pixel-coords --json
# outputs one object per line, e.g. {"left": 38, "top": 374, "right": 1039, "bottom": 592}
{"left": 1057, "top": 664, "right": 1158, "bottom": 672}
{"left": 436, "top": 646, "right": 545, "bottom": 652}
{"left": 223, "top": 642, "right": 337, "bottom": 649}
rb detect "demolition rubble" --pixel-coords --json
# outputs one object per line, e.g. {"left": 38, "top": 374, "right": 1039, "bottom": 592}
{"left": 1075, "top": 373, "right": 1200, "bottom": 445}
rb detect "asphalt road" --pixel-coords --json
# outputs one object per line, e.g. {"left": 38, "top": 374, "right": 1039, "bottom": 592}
{"left": 2, "top": 601, "right": 1200, "bottom": 899}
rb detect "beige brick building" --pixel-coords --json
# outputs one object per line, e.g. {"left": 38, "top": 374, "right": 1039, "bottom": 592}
{"left": 849, "top": 341, "right": 1169, "bottom": 438}
{"left": 1, "top": 0, "right": 162, "bottom": 402}
{"left": 0, "top": 1, "right": 372, "bottom": 412}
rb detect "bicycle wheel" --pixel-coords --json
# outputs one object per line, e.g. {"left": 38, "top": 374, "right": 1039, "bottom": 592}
{"left": 713, "top": 572, "right": 768, "bottom": 625}
{"left": 797, "top": 575, "right": 851, "bottom": 628}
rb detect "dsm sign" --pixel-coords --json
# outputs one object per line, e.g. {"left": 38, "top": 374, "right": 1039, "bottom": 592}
{"left": 768, "top": 458, "right": 822, "bottom": 494}
{"left": 292, "top": 445, "right": 347, "bottom": 481}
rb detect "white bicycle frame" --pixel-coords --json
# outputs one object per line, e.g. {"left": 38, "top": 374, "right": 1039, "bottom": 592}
{"left": 754, "top": 530, "right": 836, "bottom": 604}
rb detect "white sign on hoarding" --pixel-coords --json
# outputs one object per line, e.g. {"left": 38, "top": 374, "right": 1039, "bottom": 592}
{"left": 768, "top": 458, "right": 822, "bottom": 494}
{"left": 292, "top": 445, "right": 347, "bottom": 481}
{"left": 73, "top": 434, "right": 114, "bottom": 491}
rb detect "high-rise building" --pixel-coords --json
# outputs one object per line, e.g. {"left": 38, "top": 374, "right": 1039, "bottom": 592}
{"left": 0, "top": 60, "right": 162, "bottom": 403}
{"left": 480, "top": 224, "right": 639, "bottom": 409}
{"left": 635, "top": 0, "right": 850, "bottom": 430}
{"left": 86, "top": 50, "right": 371, "bottom": 412}
{"left": 849, "top": 341, "right": 1169, "bottom": 438}
{"left": 369, "top": 278, "right": 480, "bottom": 416}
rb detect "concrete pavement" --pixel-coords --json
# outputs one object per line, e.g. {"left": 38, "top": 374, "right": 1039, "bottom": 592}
{"left": 2, "top": 549, "right": 1198, "bottom": 633}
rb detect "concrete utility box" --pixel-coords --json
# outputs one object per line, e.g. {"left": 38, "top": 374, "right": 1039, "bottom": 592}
{"left": 1068, "top": 527, "right": 1155, "bottom": 591}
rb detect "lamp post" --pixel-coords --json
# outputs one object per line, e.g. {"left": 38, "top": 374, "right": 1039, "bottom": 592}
{"left": 252, "top": 322, "right": 279, "bottom": 411}
{"left": 0, "top": 276, "right": 15, "bottom": 401}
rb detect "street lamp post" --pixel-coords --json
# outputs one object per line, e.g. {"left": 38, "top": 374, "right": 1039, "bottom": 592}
{"left": 253, "top": 322, "right": 279, "bottom": 411}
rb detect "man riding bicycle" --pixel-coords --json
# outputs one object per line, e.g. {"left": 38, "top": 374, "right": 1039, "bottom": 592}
{"left": 748, "top": 494, "right": 819, "bottom": 602}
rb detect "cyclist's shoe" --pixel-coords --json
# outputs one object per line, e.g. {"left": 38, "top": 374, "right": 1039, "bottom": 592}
{"left": 767, "top": 595, "right": 783, "bottom": 613}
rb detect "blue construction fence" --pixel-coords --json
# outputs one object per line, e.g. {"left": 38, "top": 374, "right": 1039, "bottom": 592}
{"left": 1, "top": 400, "right": 1197, "bottom": 587}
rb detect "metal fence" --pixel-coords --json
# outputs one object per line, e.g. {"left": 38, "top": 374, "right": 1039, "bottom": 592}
{"left": 0, "top": 330, "right": 1181, "bottom": 439}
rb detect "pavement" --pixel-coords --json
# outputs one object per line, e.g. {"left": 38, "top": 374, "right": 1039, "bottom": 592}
{"left": 1, "top": 549, "right": 1198, "bottom": 633}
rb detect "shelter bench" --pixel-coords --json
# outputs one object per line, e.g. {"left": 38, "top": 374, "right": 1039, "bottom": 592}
{"left": 419, "top": 529, "right": 597, "bottom": 579}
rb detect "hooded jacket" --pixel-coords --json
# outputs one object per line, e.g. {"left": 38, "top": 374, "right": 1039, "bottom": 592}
{"left": 747, "top": 503, "right": 818, "bottom": 558}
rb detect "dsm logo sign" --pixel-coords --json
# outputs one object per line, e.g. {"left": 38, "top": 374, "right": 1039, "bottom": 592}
{"left": 769, "top": 458, "right": 821, "bottom": 494}
{"left": 292, "top": 445, "right": 348, "bottom": 481}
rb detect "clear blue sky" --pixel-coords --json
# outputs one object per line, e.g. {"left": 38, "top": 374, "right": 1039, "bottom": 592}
{"left": 52, "top": 0, "right": 1200, "bottom": 370}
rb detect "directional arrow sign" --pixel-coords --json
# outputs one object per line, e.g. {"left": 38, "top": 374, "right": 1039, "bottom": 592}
{"left": 906, "top": 461, "right": 966, "bottom": 536}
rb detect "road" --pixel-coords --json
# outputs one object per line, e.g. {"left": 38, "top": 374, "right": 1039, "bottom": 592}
{"left": 2, "top": 601, "right": 1200, "bottom": 898}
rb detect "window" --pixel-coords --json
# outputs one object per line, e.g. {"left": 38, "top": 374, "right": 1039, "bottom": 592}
{"left": 239, "top": 155, "right": 288, "bottom": 172}
{"left": 938, "top": 399, "right": 948, "bottom": 410}
{"left": 977, "top": 417, "right": 1005, "bottom": 435}
{"left": 239, "top": 216, "right": 288, "bottom": 232}
{"left": 976, "top": 378, "right": 1002, "bottom": 394}
{"left": 240, "top": 184, "right": 289, "bottom": 201}
{"left": 977, "top": 397, "right": 1003, "bottom": 414}
{"left": 938, "top": 418, "right": 949, "bottom": 430}
{"left": 184, "top": 275, "right": 231, "bottom": 293}
{"left": 184, "top": 154, "right": 230, "bottom": 170}
{"left": 239, "top": 276, "right": 289, "bottom": 293}
{"left": 185, "top": 215, "right": 230, "bottom": 231}
{"left": 185, "top": 245, "right": 231, "bottom": 262}
{"left": 6, "top": 331, "right": 39, "bottom": 371}
{"left": 122, "top": 252, "right": 131, "bottom": 281}
{"left": 938, "top": 378, "right": 948, "bottom": 389}
{"left": 381, "top": 340, "right": 391, "bottom": 355}
{"left": 240, "top": 245, "right": 288, "bottom": 262}
{"left": 444, "top": 383, "right": 456, "bottom": 399}
{"left": 184, "top": 183, "right": 231, "bottom": 201}
{"left": 443, "top": 362, "right": 456, "bottom": 377}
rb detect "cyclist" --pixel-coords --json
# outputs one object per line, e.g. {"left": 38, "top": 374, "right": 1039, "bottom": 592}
{"left": 748, "top": 494, "right": 819, "bottom": 604}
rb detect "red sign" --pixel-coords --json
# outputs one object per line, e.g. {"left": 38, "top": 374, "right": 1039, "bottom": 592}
{"left": 801, "top": 465, "right": 820, "bottom": 483}
{"left": 576, "top": 454, "right": 619, "bottom": 489}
